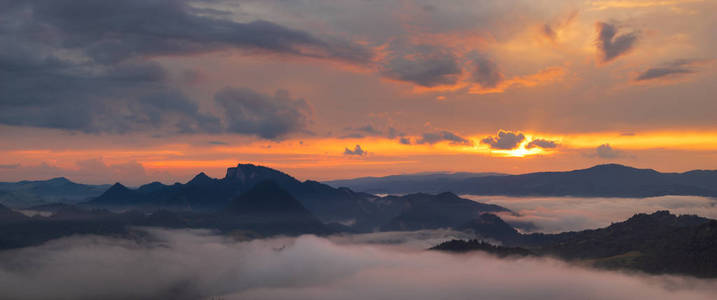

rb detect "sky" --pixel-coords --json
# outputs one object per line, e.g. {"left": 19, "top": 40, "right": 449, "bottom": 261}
{"left": 1, "top": 0, "right": 716, "bottom": 185}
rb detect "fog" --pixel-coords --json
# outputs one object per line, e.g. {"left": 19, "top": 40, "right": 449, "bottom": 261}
{"left": 462, "top": 195, "right": 717, "bottom": 233}
{"left": 1, "top": 229, "right": 716, "bottom": 300}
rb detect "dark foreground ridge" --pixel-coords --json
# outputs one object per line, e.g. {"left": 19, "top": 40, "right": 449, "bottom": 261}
{"left": 431, "top": 211, "right": 717, "bottom": 278}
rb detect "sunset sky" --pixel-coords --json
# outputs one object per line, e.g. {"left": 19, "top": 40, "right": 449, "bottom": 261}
{"left": 1, "top": 0, "right": 716, "bottom": 185}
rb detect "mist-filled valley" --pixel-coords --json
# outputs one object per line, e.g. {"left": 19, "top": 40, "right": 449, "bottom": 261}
{"left": 464, "top": 195, "right": 717, "bottom": 233}
{"left": 2, "top": 228, "right": 717, "bottom": 300}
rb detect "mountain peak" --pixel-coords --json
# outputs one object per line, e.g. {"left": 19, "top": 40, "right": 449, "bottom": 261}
{"left": 47, "top": 177, "right": 73, "bottom": 184}
{"left": 187, "top": 172, "right": 214, "bottom": 185}
{"left": 107, "top": 182, "right": 129, "bottom": 192}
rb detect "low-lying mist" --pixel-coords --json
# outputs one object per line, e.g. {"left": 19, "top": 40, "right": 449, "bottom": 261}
{"left": 1, "top": 229, "right": 715, "bottom": 300}
{"left": 463, "top": 195, "right": 717, "bottom": 233}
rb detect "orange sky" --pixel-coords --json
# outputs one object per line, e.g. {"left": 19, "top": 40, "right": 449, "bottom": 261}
{"left": 1, "top": 0, "right": 716, "bottom": 185}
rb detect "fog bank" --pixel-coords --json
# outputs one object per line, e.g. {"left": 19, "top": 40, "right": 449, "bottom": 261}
{"left": 463, "top": 195, "right": 717, "bottom": 233}
{"left": 1, "top": 229, "right": 716, "bottom": 300}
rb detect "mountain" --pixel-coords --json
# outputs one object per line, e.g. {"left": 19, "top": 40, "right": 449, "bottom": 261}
{"left": 325, "top": 172, "right": 505, "bottom": 194}
{"left": 0, "top": 203, "right": 31, "bottom": 223}
{"left": 329, "top": 164, "right": 717, "bottom": 197}
{"left": 88, "top": 163, "right": 512, "bottom": 232}
{"left": 445, "top": 164, "right": 717, "bottom": 197}
{"left": 221, "top": 181, "right": 329, "bottom": 235}
{"left": 380, "top": 192, "right": 509, "bottom": 231}
{"left": 0, "top": 177, "right": 110, "bottom": 208}
{"left": 432, "top": 211, "right": 717, "bottom": 278}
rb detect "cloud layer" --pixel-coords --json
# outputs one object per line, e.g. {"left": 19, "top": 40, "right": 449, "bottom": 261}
{"left": 0, "top": 229, "right": 716, "bottom": 300}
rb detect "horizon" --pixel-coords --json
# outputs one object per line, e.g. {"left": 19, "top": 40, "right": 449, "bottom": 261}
{"left": 3, "top": 162, "right": 713, "bottom": 186}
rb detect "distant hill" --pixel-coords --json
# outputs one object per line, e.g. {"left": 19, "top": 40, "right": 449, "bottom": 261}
{"left": 446, "top": 164, "right": 717, "bottom": 197}
{"left": 325, "top": 172, "right": 504, "bottom": 194}
{"left": 0, "top": 177, "right": 110, "bottom": 208}
{"left": 432, "top": 211, "right": 717, "bottom": 278}
{"left": 330, "top": 164, "right": 717, "bottom": 197}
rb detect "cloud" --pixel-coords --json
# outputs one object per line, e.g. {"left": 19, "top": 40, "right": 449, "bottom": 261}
{"left": 471, "top": 56, "right": 504, "bottom": 88}
{"left": 481, "top": 130, "right": 525, "bottom": 150}
{"left": 10, "top": 0, "right": 372, "bottom": 64}
{"left": 595, "top": 22, "right": 639, "bottom": 63}
{"left": 399, "top": 137, "right": 412, "bottom": 145}
{"left": 1, "top": 229, "right": 716, "bottom": 300}
{"left": 635, "top": 59, "right": 710, "bottom": 81}
{"left": 0, "top": 0, "right": 365, "bottom": 135}
{"left": 417, "top": 131, "right": 472, "bottom": 145}
{"left": 380, "top": 45, "right": 462, "bottom": 87}
{"left": 214, "top": 88, "right": 312, "bottom": 140}
{"left": 463, "top": 194, "right": 717, "bottom": 233}
{"left": 594, "top": 143, "right": 627, "bottom": 158}
{"left": 0, "top": 164, "right": 20, "bottom": 169}
{"left": 344, "top": 145, "right": 367, "bottom": 156}
{"left": 525, "top": 139, "right": 559, "bottom": 149}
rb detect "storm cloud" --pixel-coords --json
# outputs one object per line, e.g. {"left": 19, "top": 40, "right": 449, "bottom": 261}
{"left": 0, "top": 0, "right": 365, "bottom": 135}
{"left": 596, "top": 22, "right": 639, "bottom": 63}
{"left": 0, "top": 229, "right": 715, "bottom": 300}
{"left": 380, "top": 45, "right": 462, "bottom": 87}
{"left": 481, "top": 130, "right": 525, "bottom": 150}
{"left": 215, "top": 88, "right": 312, "bottom": 140}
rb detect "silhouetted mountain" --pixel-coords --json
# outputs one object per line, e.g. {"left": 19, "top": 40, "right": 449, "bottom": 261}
{"left": 221, "top": 181, "right": 329, "bottom": 235}
{"left": 381, "top": 192, "right": 509, "bottom": 231}
{"left": 87, "top": 163, "right": 511, "bottom": 232}
{"left": 445, "top": 164, "right": 717, "bottom": 197}
{"left": 0, "top": 177, "right": 110, "bottom": 208}
{"left": 325, "top": 172, "right": 505, "bottom": 194}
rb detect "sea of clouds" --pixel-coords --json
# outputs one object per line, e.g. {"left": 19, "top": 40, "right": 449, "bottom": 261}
{"left": 462, "top": 195, "right": 717, "bottom": 233}
{"left": 1, "top": 228, "right": 716, "bottom": 300}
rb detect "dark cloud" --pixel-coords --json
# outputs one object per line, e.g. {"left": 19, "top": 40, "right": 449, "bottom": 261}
{"left": 595, "top": 22, "right": 638, "bottom": 63}
{"left": 215, "top": 88, "right": 312, "bottom": 140}
{"left": 525, "top": 139, "right": 559, "bottom": 149}
{"left": 12, "top": 0, "right": 372, "bottom": 64}
{"left": 208, "top": 141, "right": 228, "bottom": 145}
{"left": 481, "top": 130, "right": 525, "bottom": 150}
{"left": 399, "top": 137, "right": 412, "bottom": 145}
{"left": 344, "top": 145, "right": 366, "bottom": 156}
{"left": 417, "top": 131, "right": 472, "bottom": 145}
{"left": 471, "top": 56, "right": 504, "bottom": 88}
{"left": 0, "top": 164, "right": 20, "bottom": 169}
{"left": 635, "top": 59, "right": 707, "bottom": 81}
{"left": 594, "top": 143, "right": 625, "bottom": 159}
{"left": 380, "top": 45, "right": 462, "bottom": 87}
{"left": 0, "top": 0, "right": 366, "bottom": 136}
